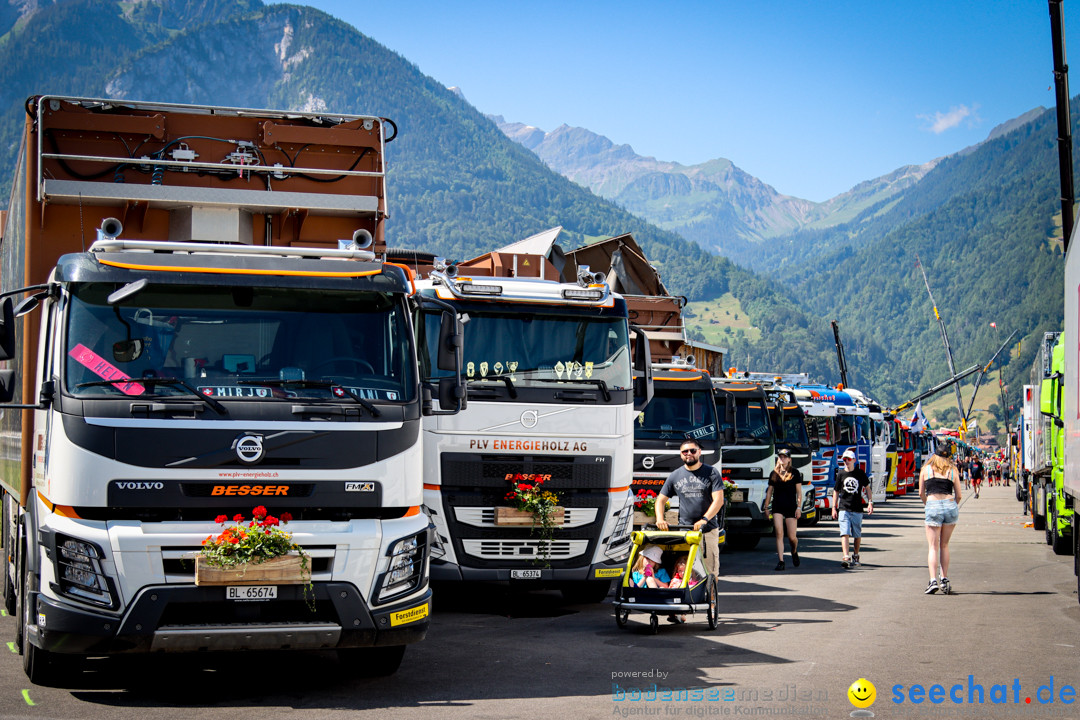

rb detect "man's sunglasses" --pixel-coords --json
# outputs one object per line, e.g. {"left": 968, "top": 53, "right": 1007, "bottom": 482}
{"left": 680, "top": 449, "right": 699, "bottom": 455}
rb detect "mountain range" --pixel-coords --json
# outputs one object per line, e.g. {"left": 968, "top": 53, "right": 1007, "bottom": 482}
{"left": 0, "top": 0, "right": 1069, "bottom": 411}
{"left": 492, "top": 108, "right": 1047, "bottom": 273}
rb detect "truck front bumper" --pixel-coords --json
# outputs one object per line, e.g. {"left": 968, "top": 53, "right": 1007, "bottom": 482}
{"left": 430, "top": 558, "right": 627, "bottom": 583}
{"left": 29, "top": 582, "right": 431, "bottom": 655}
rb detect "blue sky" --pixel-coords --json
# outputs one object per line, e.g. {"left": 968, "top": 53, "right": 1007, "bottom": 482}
{"left": 269, "top": 1, "right": 1078, "bottom": 202}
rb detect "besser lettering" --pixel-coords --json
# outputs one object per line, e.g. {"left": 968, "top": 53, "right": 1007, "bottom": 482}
{"left": 211, "top": 485, "right": 290, "bottom": 496}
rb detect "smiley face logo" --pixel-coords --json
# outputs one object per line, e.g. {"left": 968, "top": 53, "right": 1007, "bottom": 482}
{"left": 847, "top": 678, "right": 876, "bottom": 709}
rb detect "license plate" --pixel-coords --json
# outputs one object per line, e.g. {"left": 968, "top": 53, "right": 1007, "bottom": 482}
{"left": 511, "top": 569, "right": 542, "bottom": 580}
{"left": 226, "top": 585, "right": 277, "bottom": 601}
{"left": 731, "top": 490, "right": 745, "bottom": 503}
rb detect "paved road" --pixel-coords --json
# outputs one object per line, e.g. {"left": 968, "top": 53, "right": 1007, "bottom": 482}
{"left": 0, "top": 484, "right": 1076, "bottom": 719}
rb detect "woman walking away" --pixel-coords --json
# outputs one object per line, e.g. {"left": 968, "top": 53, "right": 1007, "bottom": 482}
{"left": 920, "top": 441, "right": 962, "bottom": 595}
{"left": 764, "top": 448, "right": 803, "bottom": 571}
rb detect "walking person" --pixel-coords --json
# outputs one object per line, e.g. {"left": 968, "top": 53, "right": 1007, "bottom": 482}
{"left": 831, "top": 449, "right": 873, "bottom": 569}
{"left": 971, "top": 457, "right": 984, "bottom": 499}
{"left": 764, "top": 448, "right": 803, "bottom": 571}
{"left": 920, "top": 442, "right": 962, "bottom": 594}
{"left": 656, "top": 438, "right": 725, "bottom": 580}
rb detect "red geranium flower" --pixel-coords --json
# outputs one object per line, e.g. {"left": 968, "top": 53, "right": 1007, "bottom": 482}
{"left": 233, "top": 513, "right": 244, "bottom": 522}
{"left": 252, "top": 505, "right": 268, "bottom": 520}
{"left": 262, "top": 516, "right": 280, "bottom": 527}
{"left": 215, "top": 515, "right": 228, "bottom": 524}
{"left": 280, "top": 512, "right": 293, "bottom": 523}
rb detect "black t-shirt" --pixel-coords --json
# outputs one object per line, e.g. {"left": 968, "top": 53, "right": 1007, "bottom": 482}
{"left": 834, "top": 467, "right": 870, "bottom": 512}
{"left": 971, "top": 461, "right": 983, "bottom": 479}
{"left": 768, "top": 467, "right": 803, "bottom": 511}
{"left": 660, "top": 463, "right": 724, "bottom": 531}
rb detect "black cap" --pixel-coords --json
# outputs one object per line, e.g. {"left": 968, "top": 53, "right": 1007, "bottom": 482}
{"left": 777, "top": 448, "right": 792, "bottom": 456}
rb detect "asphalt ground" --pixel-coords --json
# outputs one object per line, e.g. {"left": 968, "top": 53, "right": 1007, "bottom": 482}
{"left": 0, "top": 482, "right": 1076, "bottom": 720}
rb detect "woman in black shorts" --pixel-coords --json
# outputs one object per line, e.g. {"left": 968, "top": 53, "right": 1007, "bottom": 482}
{"left": 764, "top": 448, "right": 804, "bottom": 571}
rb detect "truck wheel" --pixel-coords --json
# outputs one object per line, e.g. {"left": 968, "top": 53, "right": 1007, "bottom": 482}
{"left": 337, "top": 645, "right": 406, "bottom": 677}
{"left": 1045, "top": 492, "right": 1055, "bottom": 545}
{"left": 1051, "top": 504, "right": 1073, "bottom": 556}
{"left": 560, "top": 580, "right": 612, "bottom": 605}
{"left": 1, "top": 496, "right": 14, "bottom": 616}
{"left": 19, "top": 567, "right": 67, "bottom": 686}
{"left": 1033, "top": 486, "right": 1046, "bottom": 531}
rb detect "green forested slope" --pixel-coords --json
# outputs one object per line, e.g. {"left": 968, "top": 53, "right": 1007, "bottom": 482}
{"left": 0, "top": 0, "right": 1066, "bottom": 409}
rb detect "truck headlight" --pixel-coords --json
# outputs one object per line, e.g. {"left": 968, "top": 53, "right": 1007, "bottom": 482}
{"left": 375, "top": 529, "right": 429, "bottom": 604}
{"left": 605, "top": 503, "right": 633, "bottom": 560}
{"left": 55, "top": 535, "right": 115, "bottom": 608}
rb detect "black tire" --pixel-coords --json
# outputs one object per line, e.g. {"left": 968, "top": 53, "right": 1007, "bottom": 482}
{"left": 649, "top": 614, "right": 659, "bottom": 635}
{"left": 1033, "top": 485, "right": 1047, "bottom": 531}
{"left": 706, "top": 576, "right": 718, "bottom": 630}
{"left": 337, "top": 645, "right": 406, "bottom": 677}
{"left": 1, "top": 495, "right": 15, "bottom": 616}
{"left": 561, "top": 580, "right": 612, "bottom": 605}
{"left": 1051, "top": 503, "right": 1074, "bottom": 556}
{"left": 20, "top": 566, "right": 68, "bottom": 686}
{"left": 615, "top": 606, "right": 630, "bottom": 629}
{"left": 1045, "top": 492, "right": 1055, "bottom": 546}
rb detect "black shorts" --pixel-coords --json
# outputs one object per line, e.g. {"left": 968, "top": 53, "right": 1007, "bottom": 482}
{"left": 771, "top": 501, "right": 798, "bottom": 517}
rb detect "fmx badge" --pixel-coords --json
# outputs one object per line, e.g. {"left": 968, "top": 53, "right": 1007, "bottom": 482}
{"left": 345, "top": 482, "right": 376, "bottom": 492}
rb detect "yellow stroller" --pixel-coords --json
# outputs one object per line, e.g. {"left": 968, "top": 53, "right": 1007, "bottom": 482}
{"left": 613, "top": 527, "right": 720, "bottom": 633}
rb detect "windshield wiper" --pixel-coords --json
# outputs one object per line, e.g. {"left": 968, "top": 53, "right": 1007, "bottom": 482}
{"left": 76, "top": 376, "right": 227, "bottom": 415}
{"left": 533, "top": 377, "right": 610, "bottom": 402}
{"left": 468, "top": 374, "right": 518, "bottom": 399}
{"left": 238, "top": 379, "right": 381, "bottom": 417}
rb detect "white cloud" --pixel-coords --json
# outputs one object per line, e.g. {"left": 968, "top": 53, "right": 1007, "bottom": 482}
{"left": 919, "top": 105, "right": 977, "bottom": 134}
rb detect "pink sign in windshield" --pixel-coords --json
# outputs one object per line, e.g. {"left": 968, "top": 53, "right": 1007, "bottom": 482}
{"left": 68, "top": 344, "right": 145, "bottom": 396}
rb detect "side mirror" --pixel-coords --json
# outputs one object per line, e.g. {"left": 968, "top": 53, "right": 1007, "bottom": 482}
{"left": 0, "top": 298, "right": 13, "bottom": 361}
{"left": 631, "top": 323, "right": 653, "bottom": 411}
{"left": 437, "top": 310, "right": 462, "bottom": 372}
{"left": 724, "top": 427, "right": 736, "bottom": 445}
{"left": 438, "top": 376, "right": 465, "bottom": 411}
{"left": 0, "top": 369, "right": 15, "bottom": 403}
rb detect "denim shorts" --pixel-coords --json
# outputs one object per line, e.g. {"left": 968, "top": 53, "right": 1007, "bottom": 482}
{"left": 838, "top": 510, "right": 863, "bottom": 538}
{"left": 925, "top": 499, "right": 959, "bottom": 527}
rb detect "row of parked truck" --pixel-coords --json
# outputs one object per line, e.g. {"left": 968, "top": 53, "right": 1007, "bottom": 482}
{"left": 0, "top": 96, "right": 949, "bottom": 685}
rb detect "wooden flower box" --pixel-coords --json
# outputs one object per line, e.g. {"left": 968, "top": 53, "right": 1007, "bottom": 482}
{"left": 194, "top": 552, "right": 310, "bottom": 586}
{"left": 633, "top": 509, "right": 680, "bottom": 527}
{"left": 494, "top": 506, "right": 566, "bottom": 527}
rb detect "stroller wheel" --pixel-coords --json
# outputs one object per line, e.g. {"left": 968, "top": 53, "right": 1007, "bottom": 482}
{"left": 615, "top": 607, "right": 630, "bottom": 629}
{"left": 649, "top": 613, "right": 659, "bottom": 634}
{"left": 707, "top": 575, "right": 719, "bottom": 630}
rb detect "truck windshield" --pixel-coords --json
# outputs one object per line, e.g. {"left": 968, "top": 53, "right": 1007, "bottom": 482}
{"left": 718, "top": 397, "right": 773, "bottom": 444}
{"left": 806, "top": 415, "right": 836, "bottom": 447}
{"left": 64, "top": 284, "right": 415, "bottom": 402}
{"left": 635, "top": 390, "right": 717, "bottom": 440}
{"left": 781, "top": 411, "right": 810, "bottom": 448}
{"left": 420, "top": 307, "right": 631, "bottom": 393}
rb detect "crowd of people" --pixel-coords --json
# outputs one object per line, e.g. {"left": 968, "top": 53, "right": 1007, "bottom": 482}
{"left": 638, "top": 438, "right": 1006, "bottom": 598}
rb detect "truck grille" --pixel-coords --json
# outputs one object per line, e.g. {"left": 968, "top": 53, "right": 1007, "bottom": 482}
{"left": 438, "top": 452, "right": 613, "bottom": 568}
{"left": 460, "top": 539, "right": 590, "bottom": 560}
